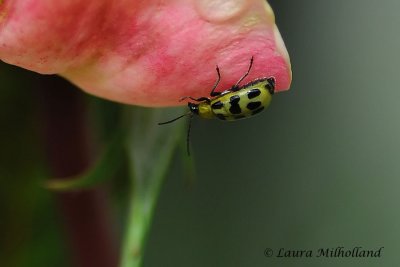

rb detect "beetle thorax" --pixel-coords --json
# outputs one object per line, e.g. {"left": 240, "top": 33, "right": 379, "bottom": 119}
{"left": 193, "top": 102, "right": 214, "bottom": 119}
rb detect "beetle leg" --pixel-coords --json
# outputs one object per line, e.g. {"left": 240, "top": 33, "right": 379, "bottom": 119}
{"left": 180, "top": 96, "right": 211, "bottom": 104}
{"left": 232, "top": 56, "right": 254, "bottom": 91}
{"left": 209, "top": 65, "right": 222, "bottom": 97}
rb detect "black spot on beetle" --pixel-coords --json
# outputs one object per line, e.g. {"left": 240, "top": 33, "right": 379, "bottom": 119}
{"left": 266, "top": 77, "right": 275, "bottom": 94}
{"left": 211, "top": 101, "right": 223, "bottom": 109}
{"left": 229, "top": 95, "right": 241, "bottom": 114}
{"left": 267, "top": 77, "right": 275, "bottom": 88}
{"left": 216, "top": 114, "right": 226, "bottom": 120}
{"left": 247, "top": 89, "right": 261, "bottom": 99}
{"left": 252, "top": 106, "right": 264, "bottom": 115}
{"left": 247, "top": 101, "right": 262, "bottom": 111}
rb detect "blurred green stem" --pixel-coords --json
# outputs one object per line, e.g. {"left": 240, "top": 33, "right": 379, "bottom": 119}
{"left": 120, "top": 177, "right": 160, "bottom": 267}
{"left": 39, "top": 75, "right": 118, "bottom": 267}
{"left": 120, "top": 107, "right": 184, "bottom": 267}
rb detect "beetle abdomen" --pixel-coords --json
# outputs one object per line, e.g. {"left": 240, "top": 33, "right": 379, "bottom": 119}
{"left": 210, "top": 79, "right": 272, "bottom": 121}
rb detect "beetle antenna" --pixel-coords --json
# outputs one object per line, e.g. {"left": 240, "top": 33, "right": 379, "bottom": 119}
{"left": 186, "top": 113, "right": 193, "bottom": 156}
{"left": 158, "top": 112, "right": 194, "bottom": 156}
{"left": 158, "top": 112, "right": 191, "bottom": 125}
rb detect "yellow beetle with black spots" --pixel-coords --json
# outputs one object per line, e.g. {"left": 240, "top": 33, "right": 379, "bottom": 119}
{"left": 159, "top": 56, "right": 275, "bottom": 155}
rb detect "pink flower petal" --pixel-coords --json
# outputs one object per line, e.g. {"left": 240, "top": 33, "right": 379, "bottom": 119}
{"left": 0, "top": 0, "right": 292, "bottom": 106}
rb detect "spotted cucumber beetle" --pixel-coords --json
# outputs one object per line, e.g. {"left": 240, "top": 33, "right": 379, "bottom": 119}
{"left": 159, "top": 56, "right": 275, "bottom": 155}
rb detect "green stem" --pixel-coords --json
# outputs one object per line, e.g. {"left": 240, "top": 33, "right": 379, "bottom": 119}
{"left": 120, "top": 188, "right": 146, "bottom": 267}
{"left": 120, "top": 107, "right": 184, "bottom": 267}
{"left": 120, "top": 157, "right": 174, "bottom": 267}
{"left": 120, "top": 177, "right": 160, "bottom": 267}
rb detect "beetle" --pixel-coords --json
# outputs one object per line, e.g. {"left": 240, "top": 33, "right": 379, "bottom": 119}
{"left": 159, "top": 56, "right": 275, "bottom": 155}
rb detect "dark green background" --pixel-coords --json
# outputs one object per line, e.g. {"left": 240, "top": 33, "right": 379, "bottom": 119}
{"left": 146, "top": 1, "right": 400, "bottom": 266}
{"left": 1, "top": 0, "right": 399, "bottom": 266}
